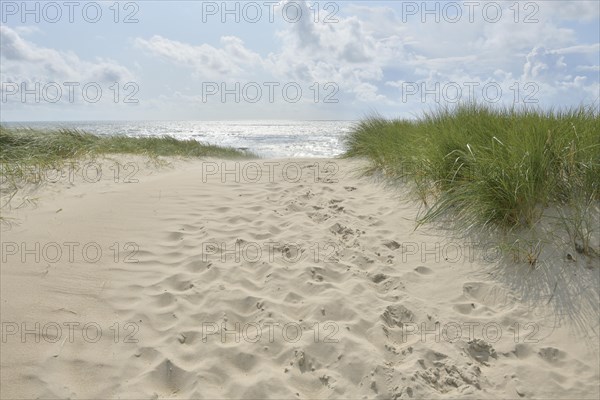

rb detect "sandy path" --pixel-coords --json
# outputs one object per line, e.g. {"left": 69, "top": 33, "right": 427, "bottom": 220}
{"left": 1, "top": 157, "right": 598, "bottom": 399}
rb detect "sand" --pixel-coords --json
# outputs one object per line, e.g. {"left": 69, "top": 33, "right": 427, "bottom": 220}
{"left": 1, "top": 156, "right": 599, "bottom": 399}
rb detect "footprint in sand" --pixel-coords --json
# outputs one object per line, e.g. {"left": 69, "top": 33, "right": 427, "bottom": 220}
{"left": 538, "top": 347, "right": 566, "bottom": 364}
{"left": 467, "top": 339, "right": 497, "bottom": 364}
{"left": 462, "top": 281, "right": 514, "bottom": 309}
{"left": 329, "top": 222, "right": 355, "bottom": 237}
{"left": 452, "top": 303, "right": 477, "bottom": 315}
{"left": 381, "top": 304, "right": 416, "bottom": 328}
{"left": 414, "top": 266, "right": 433, "bottom": 275}
{"left": 328, "top": 199, "right": 345, "bottom": 212}
{"left": 148, "top": 358, "right": 190, "bottom": 393}
{"left": 166, "top": 230, "right": 185, "bottom": 241}
{"left": 371, "top": 273, "right": 388, "bottom": 283}
{"left": 383, "top": 240, "right": 401, "bottom": 250}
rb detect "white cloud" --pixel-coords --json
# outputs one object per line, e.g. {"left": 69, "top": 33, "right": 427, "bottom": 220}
{"left": 554, "top": 43, "right": 600, "bottom": 55}
{"left": 542, "top": 0, "right": 600, "bottom": 21}
{"left": 12, "top": 26, "right": 42, "bottom": 36}
{"left": 129, "top": 0, "right": 598, "bottom": 111}
{"left": 133, "top": 35, "right": 264, "bottom": 79}
{"left": 352, "top": 82, "right": 387, "bottom": 103}
{"left": 2, "top": 1, "right": 597, "bottom": 120}
{"left": 0, "top": 26, "right": 134, "bottom": 84}
{"left": 576, "top": 65, "right": 600, "bottom": 72}
{"left": 522, "top": 45, "right": 599, "bottom": 81}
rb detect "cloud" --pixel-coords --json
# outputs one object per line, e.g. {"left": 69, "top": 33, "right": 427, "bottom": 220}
{"left": 543, "top": 0, "right": 600, "bottom": 21}
{"left": 576, "top": 65, "right": 600, "bottom": 72}
{"left": 128, "top": 0, "right": 598, "bottom": 111}
{"left": 12, "top": 25, "right": 42, "bottom": 36}
{"left": 133, "top": 35, "right": 264, "bottom": 79}
{"left": 351, "top": 82, "right": 387, "bottom": 102}
{"left": 554, "top": 43, "right": 600, "bottom": 55}
{"left": 0, "top": 25, "right": 134, "bottom": 84}
{"left": 131, "top": 0, "right": 410, "bottom": 104}
{"left": 522, "top": 45, "right": 599, "bottom": 81}
{"left": 4, "top": 1, "right": 596, "bottom": 119}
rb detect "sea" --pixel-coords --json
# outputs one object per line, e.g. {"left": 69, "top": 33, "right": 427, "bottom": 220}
{"left": 2, "top": 120, "right": 356, "bottom": 158}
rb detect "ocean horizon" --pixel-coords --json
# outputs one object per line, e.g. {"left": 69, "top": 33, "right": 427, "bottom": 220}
{"left": 0, "top": 120, "right": 356, "bottom": 158}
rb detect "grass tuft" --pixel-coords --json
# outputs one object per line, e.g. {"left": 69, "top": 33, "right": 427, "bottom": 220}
{"left": 343, "top": 103, "right": 600, "bottom": 258}
{"left": 0, "top": 126, "right": 256, "bottom": 164}
{"left": 0, "top": 126, "right": 257, "bottom": 210}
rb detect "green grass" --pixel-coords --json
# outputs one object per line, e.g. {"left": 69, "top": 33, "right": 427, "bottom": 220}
{"left": 343, "top": 103, "right": 600, "bottom": 257}
{"left": 0, "top": 126, "right": 256, "bottom": 165}
{"left": 0, "top": 126, "right": 256, "bottom": 212}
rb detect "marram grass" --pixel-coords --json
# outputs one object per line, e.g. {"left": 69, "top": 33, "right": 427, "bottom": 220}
{"left": 0, "top": 126, "right": 256, "bottom": 212}
{"left": 343, "top": 103, "right": 599, "bottom": 256}
{"left": 0, "top": 126, "right": 256, "bottom": 166}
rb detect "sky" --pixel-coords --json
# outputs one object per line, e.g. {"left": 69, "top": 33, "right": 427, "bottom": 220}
{"left": 0, "top": 0, "right": 599, "bottom": 121}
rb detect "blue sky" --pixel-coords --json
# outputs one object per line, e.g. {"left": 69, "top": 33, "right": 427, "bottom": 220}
{"left": 1, "top": 0, "right": 599, "bottom": 121}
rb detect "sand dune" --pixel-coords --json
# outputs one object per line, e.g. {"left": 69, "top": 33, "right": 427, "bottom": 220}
{"left": 1, "top": 157, "right": 598, "bottom": 399}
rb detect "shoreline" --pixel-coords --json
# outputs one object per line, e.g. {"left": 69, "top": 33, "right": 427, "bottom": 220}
{"left": 1, "top": 156, "right": 599, "bottom": 398}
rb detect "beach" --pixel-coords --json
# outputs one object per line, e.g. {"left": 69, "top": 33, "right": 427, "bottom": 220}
{"left": 1, "top": 156, "right": 599, "bottom": 399}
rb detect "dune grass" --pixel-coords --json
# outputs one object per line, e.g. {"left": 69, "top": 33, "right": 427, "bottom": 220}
{"left": 1, "top": 126, "right": 255, "bottom": 165}
{"left": 343, "top": 103, "right": 599, "bottom": 258}
{"left": 0, "top": 126, "right": 256, "bottom": 212}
